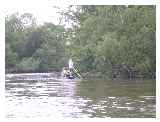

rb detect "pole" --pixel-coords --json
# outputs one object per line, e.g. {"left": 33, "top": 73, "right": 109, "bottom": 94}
{"left": 73, "top": 67, "right": 82, "bottom": 78}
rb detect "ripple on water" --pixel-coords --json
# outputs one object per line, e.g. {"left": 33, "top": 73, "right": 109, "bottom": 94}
{"left": 139, "top": 96, "right": 155, "bottom": 100}
{"left": 5, "top": 75, "right": 156, "bottom": 118}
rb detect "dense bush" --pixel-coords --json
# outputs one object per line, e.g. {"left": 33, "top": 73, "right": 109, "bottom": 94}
{"left": 5, "top": 6, "right": 156, "bottom": 79}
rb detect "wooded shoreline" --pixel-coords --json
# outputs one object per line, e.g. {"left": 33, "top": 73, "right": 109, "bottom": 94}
{"left": 6, "top": 6, "right": 156, "bottom": 80}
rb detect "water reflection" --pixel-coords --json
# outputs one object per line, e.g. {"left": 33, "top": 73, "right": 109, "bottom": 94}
{"left": 6, "top": 74, "right": 156, "bottom": 118}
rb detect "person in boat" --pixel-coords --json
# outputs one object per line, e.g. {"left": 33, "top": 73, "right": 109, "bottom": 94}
{"left": 69, "top": 58, "right": 82, "bottom": 79}
{"left": 61, "top": 67, "right": 70, "bottom": 78}
{"left": 61, "top": 58, "right": 81, "bottom": 79}
{"left": 61, "top": 67, "right": 75, "bottom": 79}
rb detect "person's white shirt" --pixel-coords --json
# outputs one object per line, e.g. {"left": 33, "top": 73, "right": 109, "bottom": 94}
{"left": 69, "top": 58, "right": 74, "bottom": 69}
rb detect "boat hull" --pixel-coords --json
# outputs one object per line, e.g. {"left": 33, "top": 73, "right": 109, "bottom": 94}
{"left": 53, "top": 78, "right": 81, "bottom": 82}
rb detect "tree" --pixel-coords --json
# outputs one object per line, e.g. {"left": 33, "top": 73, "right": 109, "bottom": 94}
{"left": 17, "top": 57, "right": 40, "bottom": 72}
{"left": 5, "top": 13, "right": 67, "bottom": 73}
{"left": 5, "top": 6, "right": 156, "bottom": 79}
{"left": 62, "top": 5, "right": 156, "bottom": 78}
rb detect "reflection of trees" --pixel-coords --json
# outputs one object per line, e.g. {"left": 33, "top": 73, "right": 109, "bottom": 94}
{"left": 75, "top": 80, "right": 156, "bottom": 117}
{"left": 75, "top": 80, "right": 156, "bottom": 99}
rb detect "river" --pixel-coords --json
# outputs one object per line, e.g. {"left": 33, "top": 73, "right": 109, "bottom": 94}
{"left": 5, "top": 73, "right": 156, "bottom": 118}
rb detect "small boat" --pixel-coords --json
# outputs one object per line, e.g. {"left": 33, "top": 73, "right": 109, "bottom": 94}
{"left": 53, "top": 77, "right": 82, "bottom": 82}
{"left": 59, "top": 58, "right": 82, "bottom": 82}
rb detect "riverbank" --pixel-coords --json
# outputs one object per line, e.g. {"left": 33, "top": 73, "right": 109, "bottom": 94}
{"left": 5, "top": 72, "right": 156, "bottom": 82}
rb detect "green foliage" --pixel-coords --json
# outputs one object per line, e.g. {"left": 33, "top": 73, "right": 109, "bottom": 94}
{"left": 5, "top": 6, "right": 156, "bottom": 79}
{"left": 5, "top": 43, "right": 19, "bottom": 68}
{"left": 6, "top": 13, "right": 67, "bottom": 73}
{"left": 63, "top": 5, "right": 156, "bottom": 78}
{"left": 17, "top": 57, "right": 40, "bottom": 72}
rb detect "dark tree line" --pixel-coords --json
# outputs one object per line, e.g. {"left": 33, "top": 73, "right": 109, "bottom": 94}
{"left": 5, "top": 6, "right": 156, "bottom": 79}
{"left": 5, "top": 13, "right": 68, "bottom": 73}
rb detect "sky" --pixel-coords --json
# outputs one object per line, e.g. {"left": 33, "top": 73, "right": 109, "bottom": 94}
{"left": 4, "top": 1, "right": 69, "bottom": 25}
{"left": 3, "top": 0, "right": 158, "bottom": 25}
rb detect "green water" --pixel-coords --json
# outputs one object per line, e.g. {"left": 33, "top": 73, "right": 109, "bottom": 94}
{"left": 6, "top": 74, "right": 156, "bottom": 118}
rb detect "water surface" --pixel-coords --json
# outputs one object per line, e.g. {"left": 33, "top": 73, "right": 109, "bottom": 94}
{"left": 5, "top": 73, "right": 156, "bottom": 118}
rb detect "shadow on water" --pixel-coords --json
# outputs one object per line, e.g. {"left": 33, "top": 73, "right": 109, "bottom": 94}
{"left": 75, "top": 79, "right": 156, "bottom": 118}
{"left": 5, "top": 74, "right": 156, "bottom": 118}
